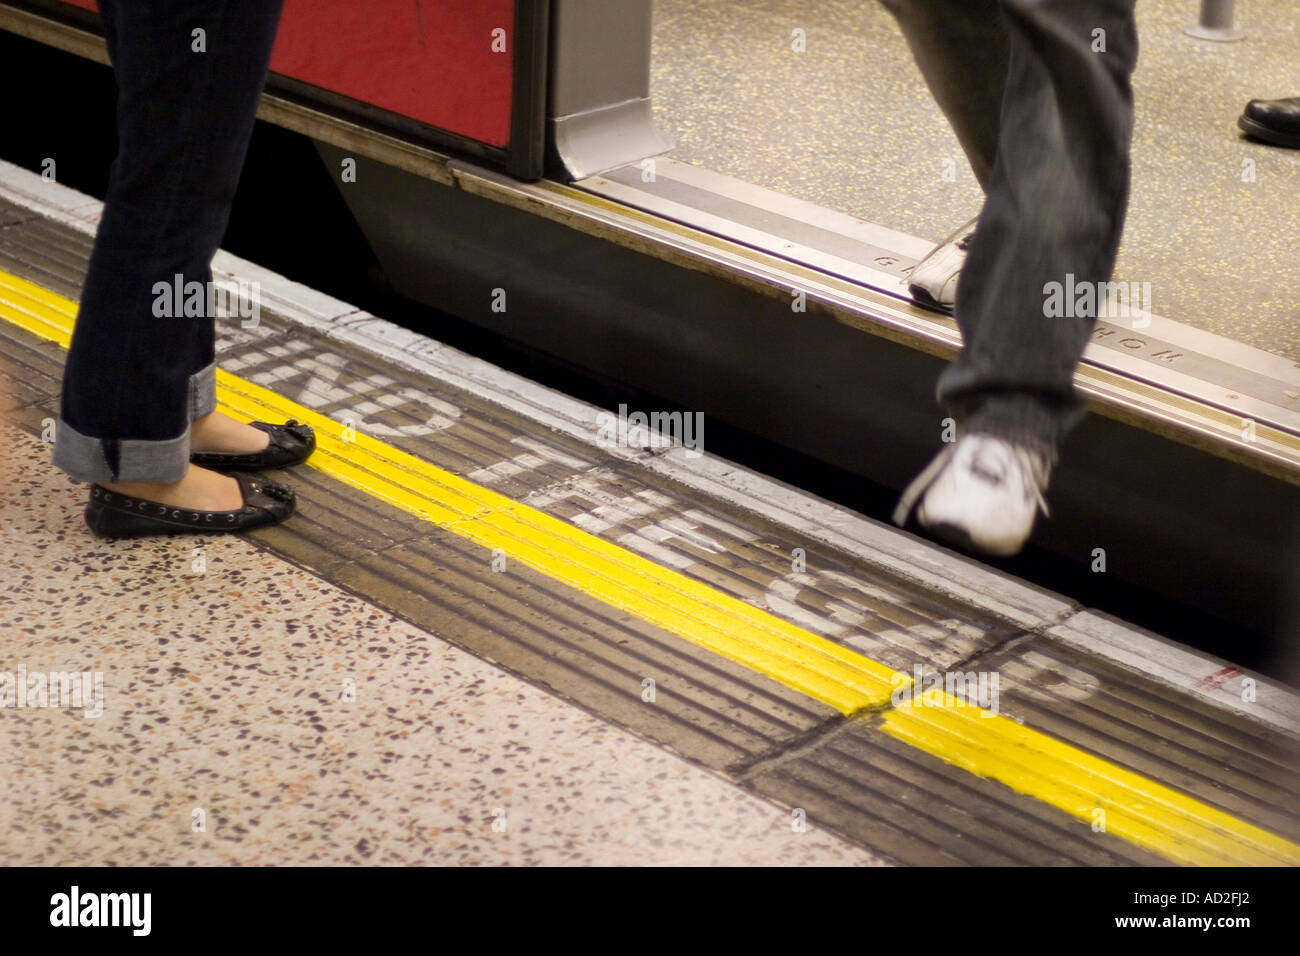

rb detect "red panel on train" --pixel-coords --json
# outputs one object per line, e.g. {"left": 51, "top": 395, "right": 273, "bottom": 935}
{"left": 57, "top": 0, "right": 515, "bottom": 147}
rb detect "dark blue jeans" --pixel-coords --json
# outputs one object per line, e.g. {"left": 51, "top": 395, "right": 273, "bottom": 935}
{"left": 881, "top": 0, "right": 1139, "bottom": 458}
{"left": 53, "top": 0, "right": 284, "bottom": 483}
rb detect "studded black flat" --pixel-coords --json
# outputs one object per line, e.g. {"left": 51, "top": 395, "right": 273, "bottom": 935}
{"left": 84, "top": 474, "right": 296, "bottom": 539}
{"left": 190, "top": 420, "right": 316, "bottom": 471}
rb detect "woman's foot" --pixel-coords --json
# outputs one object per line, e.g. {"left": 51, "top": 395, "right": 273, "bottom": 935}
{"left": 102, "top": 464, "right": 242, "bottom": 511}
{"left": 190, "top": 411, "right": 271, "bottom": 455}
{"left": 88, "top": 467, "right": 295, "bottom": 538}
{"left": 190, "top": 417, "right": 316, "bottom": 471}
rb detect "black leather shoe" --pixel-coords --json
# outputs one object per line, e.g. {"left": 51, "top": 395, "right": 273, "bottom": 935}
{"left": 190, "top": 420, "right": 316, "bottom": 471}
{"left": 84, "top": 474, "right": 296, "bottom": 539}
{"left": 1238, "top": 97, "right": 1300, "bottom": 148}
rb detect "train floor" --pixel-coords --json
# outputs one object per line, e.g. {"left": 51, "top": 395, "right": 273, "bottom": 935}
{"left": 2, "top": 160, "right": 1298, "bottom": 866}
{"left": 651, "top": 0, "right": 1300, "bottom": 361}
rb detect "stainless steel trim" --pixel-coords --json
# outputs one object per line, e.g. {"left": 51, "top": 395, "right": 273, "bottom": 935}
{"left": 547, "top": 0, "right": 673, "bottom": 180}
{"left": 550, "top": 98, "right": 674, "bottom": 181}
{"left": 1082, "top": 323, "right": 1298, "bottom": 429}
{"left": 589, "top": 165, "right": 920, "bottom": 293}
{"left": 617, "top": 158, "right": 938, "bottom": 259}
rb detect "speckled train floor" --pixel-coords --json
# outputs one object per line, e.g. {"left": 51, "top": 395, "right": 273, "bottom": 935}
{"left": 0, "top": 426, "right": 885, "bottom": 866}
{"left": 652, "top": 0, "right": 1300, "bottom": 361}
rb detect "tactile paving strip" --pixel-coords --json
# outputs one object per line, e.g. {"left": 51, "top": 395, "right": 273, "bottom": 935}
{"left": 745, "top": 721, "right": 1170, "bottom": 866}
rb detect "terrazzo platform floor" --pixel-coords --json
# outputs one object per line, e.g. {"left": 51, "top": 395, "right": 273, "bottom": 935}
{"left": 0, "top": 426, "right": 886, "bottom": 866}
{"left": 652, "top": 0, "right": 1300, "bottom": 361}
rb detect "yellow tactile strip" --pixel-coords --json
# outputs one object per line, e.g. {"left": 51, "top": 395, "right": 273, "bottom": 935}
{"left": 3, "top": 265, "right": 1296, "bottom": 866}
{"left": 883, "top": 690, "right": 1295, "bottom": 866}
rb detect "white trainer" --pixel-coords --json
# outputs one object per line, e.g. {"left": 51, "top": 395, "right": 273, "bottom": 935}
{"left": 907, "top": 215, "right": 978, "bottom": 314}
{"left": 892, "top": 434, "right": 1051, "bottom": 557}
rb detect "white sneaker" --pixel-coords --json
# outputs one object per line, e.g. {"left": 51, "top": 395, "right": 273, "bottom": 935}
{"left": 908, "top": 215, "right": 978, "bottom": 314}
{"left": 892, "top": 434, "right": 1051, "bottom": 557}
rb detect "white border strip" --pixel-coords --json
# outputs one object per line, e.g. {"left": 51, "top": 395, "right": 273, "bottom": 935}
{"left": 2, "top": 157, "right": 1295, "bottom": 740}
{"left": 1048, "top": 611, "right": 1300, "bottom": 735}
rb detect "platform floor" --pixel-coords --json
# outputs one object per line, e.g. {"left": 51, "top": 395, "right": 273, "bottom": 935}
{"left": 2, "top": 163, "right": 1298, "bottom": 866}
{"left": 651, "top": 0, "right": 1300, "bottom": 361}
{"left": 1, "top": 427, "right": 889, "bottom": 866}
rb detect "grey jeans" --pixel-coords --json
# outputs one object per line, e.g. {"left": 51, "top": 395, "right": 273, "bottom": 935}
{"left": 881, "top": 0, "right": 1139, "bottom": 458}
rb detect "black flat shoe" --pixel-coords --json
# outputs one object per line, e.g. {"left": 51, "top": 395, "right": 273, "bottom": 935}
{"left": 84, "top": 474, "right": 296, "bottom": 539}
{"left": 190, "top": 420, "right": 316, "bottom": 471}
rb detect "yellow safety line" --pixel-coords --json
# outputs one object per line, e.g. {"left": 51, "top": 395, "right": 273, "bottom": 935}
{"left": 883, "top": 690, "right": 1297, "bottom": 866}
{"left": 2, "top": 265, "right": 1297, "bottom": 867}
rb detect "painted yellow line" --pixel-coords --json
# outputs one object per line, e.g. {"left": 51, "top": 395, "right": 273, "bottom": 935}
{"left": 3, "top": 265, "right": 1297, "bottom": 867}
{"left": 883, "top": 690, "right": 1297, "bottom": 866}
{"left": 0, "top": 271, "right": 72, "bottom": 347}
{"left": 213, "top": 370, "right": 898, "bottom": 711}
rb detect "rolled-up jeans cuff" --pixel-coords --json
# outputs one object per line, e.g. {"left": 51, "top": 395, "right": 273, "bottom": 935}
{"left": 51, "top": 362, "right": 215, "bottom": 483}
{"left": 51, "top": 419, "right": 190, "bottom": 483}
{"left": 189, "top": 361, "right": 216, "bottom": 421}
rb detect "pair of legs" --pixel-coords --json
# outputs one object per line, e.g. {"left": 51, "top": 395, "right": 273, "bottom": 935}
{"left": 52, "top": 0, "right": 287, "bottom": 511}
{"left": 882, "top": 0, "right": 1139, "bottom": 459}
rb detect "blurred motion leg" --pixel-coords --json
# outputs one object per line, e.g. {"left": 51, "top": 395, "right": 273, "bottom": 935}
{"left": 879, "top": 0, "right": 1008, "bottom": 190}
{"left": 892, "top": 0, "right": 1139, "bottom": 553}
{"left": 944, "top": 0, "right": 1138, "bottom": 459}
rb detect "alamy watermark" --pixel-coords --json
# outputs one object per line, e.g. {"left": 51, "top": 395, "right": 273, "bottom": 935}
{"left": 152, "top": 273, "right": 261, "bottom": 328}
{"left": 891, "top": 664, "right": 1000, "bottom": 716}
{"left": 49, "top": 886, "right": 150, "bottom": 936}
{"left": 0, "top": 665, "right": 104, "bottom": 718}
{"left": 595, "top": 403, "right": 704, "bottom": 458}
{"left": 1043, "top": 273, "right": 1151, "bottom": 326}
